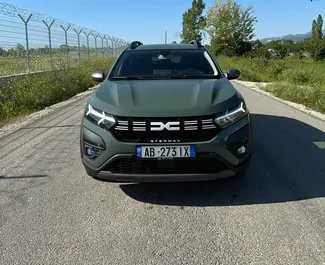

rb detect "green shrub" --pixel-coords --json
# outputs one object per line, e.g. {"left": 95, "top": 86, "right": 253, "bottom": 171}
{"left": 216, "top": 55, "right": 325, "bottom": 114}
{"left": 264, "top": 82, "right": 325, "bottom": 113}
{"left": 265, "top": 60, "right": 286, "bottom": 81}
{"left": 0, "top": 57, "right": 116, "bottom": 123}
{"left": 217, "top": 55, "right": 325, "bottom": 84}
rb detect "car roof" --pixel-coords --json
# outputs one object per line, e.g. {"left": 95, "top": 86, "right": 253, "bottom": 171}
{"left": 127, "top": 40, "right": 205, "bottom": 51}
{"left": 134, "top": 44, "right": 201, "bottom": 50}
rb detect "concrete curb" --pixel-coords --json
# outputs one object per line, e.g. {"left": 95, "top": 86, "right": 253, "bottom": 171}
{"left": 233, "top": 80, "right": 325, "bottom": 122}
{"left": 0, "top": 85, "right": 99, "bottom": 139}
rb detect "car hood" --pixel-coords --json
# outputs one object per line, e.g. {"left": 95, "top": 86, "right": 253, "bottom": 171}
{"left": 88, "top": 78, "right": 242, "bottom": 117}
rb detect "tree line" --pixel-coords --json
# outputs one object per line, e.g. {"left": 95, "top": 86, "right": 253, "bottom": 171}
{"left": 180, "top": 0, "right": 325, "bottom": 60}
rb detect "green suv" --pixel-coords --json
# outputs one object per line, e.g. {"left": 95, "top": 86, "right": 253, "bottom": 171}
{"left": 80, "top": 40, "right": 252, "bottom": 182}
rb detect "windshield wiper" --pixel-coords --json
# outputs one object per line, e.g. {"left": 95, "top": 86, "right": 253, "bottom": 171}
{"left": 111, "top": 76, "right": 171, "bottom": 80}
{"left": 111, "top": 76, "right": 146, "bottom": 80}
{"left": 170, "top": 75, "right": 219, "bottom": 79}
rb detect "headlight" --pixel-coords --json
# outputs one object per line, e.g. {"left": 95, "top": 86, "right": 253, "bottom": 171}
{"left": 85, "top": 103, "right": 116, "bottom": 130}
{"left": 215, "top": 102, "right": 247, "bottom": 128}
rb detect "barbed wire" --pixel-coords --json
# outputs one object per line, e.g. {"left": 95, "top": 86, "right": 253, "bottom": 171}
{"left": 0, "top": 2, "right": 130, "bottom": 76}
{"left": 0, "top": 2, "right": 128, "bottom": 43}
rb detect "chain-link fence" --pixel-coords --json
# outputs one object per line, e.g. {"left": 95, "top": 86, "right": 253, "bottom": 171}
{"left": 0, "top": 2, "right": 129, "bottom": 77}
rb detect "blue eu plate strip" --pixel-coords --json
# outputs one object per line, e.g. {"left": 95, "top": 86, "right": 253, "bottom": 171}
{"left": 136, "top": 146, "right": 142, "bottom": 158}
{"left": 190, "top": 145, "right": 196, "bottom": 157}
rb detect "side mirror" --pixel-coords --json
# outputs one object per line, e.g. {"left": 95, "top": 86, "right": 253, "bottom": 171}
{"left": 226, "top": 68, "right": 241, "bottom": 80}
{"left": 91, "top": 71, "right": 105, "bottom": 82}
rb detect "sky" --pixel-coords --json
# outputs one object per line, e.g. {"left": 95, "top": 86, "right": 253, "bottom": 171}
{"left": 1, "top": 0, "right": 325, "bottom": 44}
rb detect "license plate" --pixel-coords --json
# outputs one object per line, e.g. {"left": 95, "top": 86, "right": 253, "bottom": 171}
{"left": 136, "top": 145, "right": 195, "bottom": 159}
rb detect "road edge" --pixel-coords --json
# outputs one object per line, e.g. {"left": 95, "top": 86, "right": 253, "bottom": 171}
{"left": 232, "top": 80, "right": 325, "bottom": 122}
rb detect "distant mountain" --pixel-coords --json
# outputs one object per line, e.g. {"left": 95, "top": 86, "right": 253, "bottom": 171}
{"left": 260, "top": 30, "right": 325, "bottom": 43}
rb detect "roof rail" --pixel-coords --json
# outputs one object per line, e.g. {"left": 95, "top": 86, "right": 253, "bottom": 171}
{"left": 188, "top": 40, "right": 203, "bottom": 48}
{"left": 129, "top": 41, "right": 143, "bottom": 49}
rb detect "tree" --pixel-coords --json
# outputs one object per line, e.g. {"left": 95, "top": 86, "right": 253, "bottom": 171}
{"left": 307, "top": 13, "right": 325, "bottom": 60}
{"left": 0, "top": 47, "right": 5, "bottom": 56}
{"left": 312, "top": 19, "right": 318, "bottom": 38}
{"left": 309, "top": 38, "right": 325, "bottom": 60}
{"left": 180, "top": 0, "right": 206, "bottom": 43}
{"left": 251, "top": 39, "right": 263, "bottom": 49}
{"left": 205, "top": 0, "right": 257, "bottom": 56}
{"left": 316, "top": 14, "right": 323, "bottom": 38}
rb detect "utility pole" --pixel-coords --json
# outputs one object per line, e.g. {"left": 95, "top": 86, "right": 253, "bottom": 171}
{"left": 165, "top": 31, "right": 167, "bottom": 44}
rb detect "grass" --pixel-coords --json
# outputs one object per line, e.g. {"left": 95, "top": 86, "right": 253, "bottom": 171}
{"left": 217, "top": 55, "right": 325, "bottom": 114}
{"left": 0, "top": 51, "right": 114, "bottom": 76}
{"left": 0, "top": 56, "right": 116, "bottom": 125}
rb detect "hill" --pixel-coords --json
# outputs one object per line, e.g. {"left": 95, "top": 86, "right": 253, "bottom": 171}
{"left": 260, "top": 30, "right": 325, "bottom": 43}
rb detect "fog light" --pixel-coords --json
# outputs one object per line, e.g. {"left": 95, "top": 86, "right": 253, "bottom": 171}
{"left": 86, "top": 146, "right": 95, "bottom": 156}
{"left": 237, "top": 146, "right": 246, "bottom": 154}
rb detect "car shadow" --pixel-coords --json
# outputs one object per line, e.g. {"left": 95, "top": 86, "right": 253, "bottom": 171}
{"left": 119, "top": 113, "right": 325, "bottom": 206}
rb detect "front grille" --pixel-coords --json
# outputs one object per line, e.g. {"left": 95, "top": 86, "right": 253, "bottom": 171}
{"left": 112, "top": 115, "right": 220, "bottom": 143}
{"left": 104, "top": 155, "right": 229, "bottom": 174}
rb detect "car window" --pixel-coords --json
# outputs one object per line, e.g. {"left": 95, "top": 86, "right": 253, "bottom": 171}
{"left": 110, "top": 49, "right": 220, "bottom": 79}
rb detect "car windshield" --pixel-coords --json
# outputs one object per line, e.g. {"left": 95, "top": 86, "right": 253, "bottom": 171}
{"left": 109, "top": 49, "right": 221, "bottom": 80}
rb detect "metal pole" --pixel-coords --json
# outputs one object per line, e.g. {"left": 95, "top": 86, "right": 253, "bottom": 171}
{"left": 116, "top": 39, "right": 120, "bottom": 56}
{"left": 99, "top": 36, "right": 104, "bottom": 57}
{"left": 119, "top": 40, "right": 123, "bottom": 55}
{"left": 18, "top": 13, "right": 32, "bottom": 74}
{"left": 114, "top": 38, "right": 118, "bottom": 57}
{"left": 120, "top": 41, "right": 123, "bottom": 54}
{"left": 60, "top": 24, "right": 71, "bottom": 64}
{"left": 103, "top": 36, "right": 108, "bottom": 58}
{"left": 84, "top": 32, "right": 91, "bottom": 58}
{"left": 111, "top": 37, "right": 116, "bottom": 57}
{"left": 112, "top": 38, "right": 116, "bottom": 57}
{"left": 92, "top": 33, "right": 99, "bottom": 57}
{"left": 74, "top": 29, "right": 82, "bottom": 61}
{"left": 109, "top": 37, "right": 113, "bottom": 57}
{"left": 43, "top": 19, "right": 55, "bottom": 69}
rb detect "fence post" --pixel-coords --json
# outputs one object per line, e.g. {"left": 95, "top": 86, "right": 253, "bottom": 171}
{"left": 116, "top": 38, "right": 120, "bottom": 57}
{"left": 92, "top": 33, "right": 99, "bottom": 57}
{"left": 117, "top": 40, "right": 120, "bottom": 55}
{"left": 103, "top": 36, "right": 108, "bottom": 58}
{"left": 18, "top": 13, "right": 32, "bottom": 74}
{"left": 60, "top": 24, "right": 71, "bottom": 64}
{"left": 43, "top": 19, "right": 55, "bottom": 69}
{"left": 119, "top": 40, "right": 123, "bottom": 55}
{"left": 74, "top": 28, "right": 82, "bottom": 61}
{"left": 84, "top": 31, "right": 91, "bottom": 58}
{"left": 99, "top": 35, "right": 104, "bottom": 57}
{"left": 111, "top": 37, "right": 114, "bottom": 57}
{"left": 108, "top": 37, "right": 113, "bottom": 57}
{"left": 112, "top": 37, "right": 117, "bottom": 57}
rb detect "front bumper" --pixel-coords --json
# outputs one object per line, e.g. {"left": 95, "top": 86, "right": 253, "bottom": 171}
{"left": 80, "top": 114, "right": 252, "bottom": 182}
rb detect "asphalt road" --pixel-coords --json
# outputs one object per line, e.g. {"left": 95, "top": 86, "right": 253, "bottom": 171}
{"left": 1, "top": 82, "right": 325, "bottom": 265}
